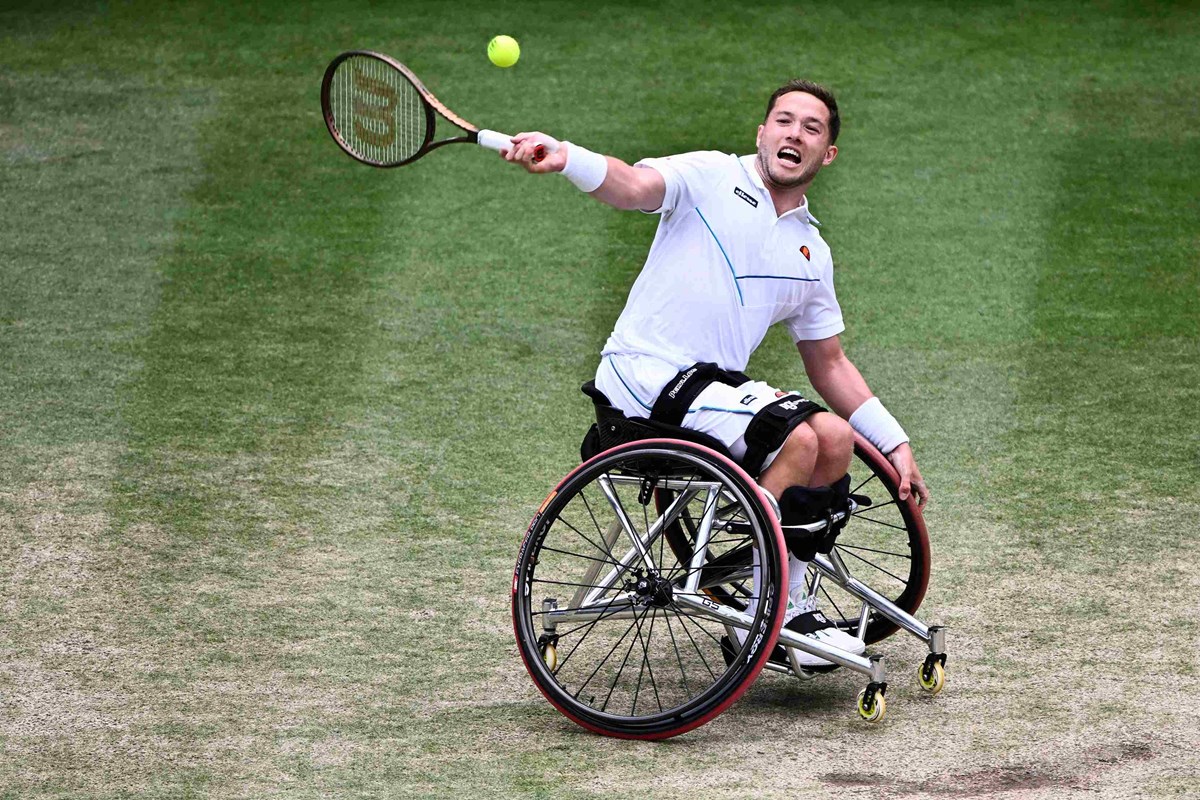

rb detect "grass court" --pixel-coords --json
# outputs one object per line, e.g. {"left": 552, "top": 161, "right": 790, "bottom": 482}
{"left": 2, "top": 1, "right": 1198, "bottom": 796}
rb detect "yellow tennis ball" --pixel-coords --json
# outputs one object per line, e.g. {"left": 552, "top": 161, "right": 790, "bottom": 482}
{"left": 488, "top": 35, "right": 520, "bottom": 68}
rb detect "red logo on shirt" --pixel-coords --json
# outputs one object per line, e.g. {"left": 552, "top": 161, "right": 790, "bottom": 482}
{"left": 800, "top": 246, "right": 811, "bottom": 260}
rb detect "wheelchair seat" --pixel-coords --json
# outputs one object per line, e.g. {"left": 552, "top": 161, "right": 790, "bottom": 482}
{"left": 579, "top": 380, "right": 742, "bottom": 469}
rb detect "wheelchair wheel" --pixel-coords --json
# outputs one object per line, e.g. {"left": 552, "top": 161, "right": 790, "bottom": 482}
{"left": 512, "top": 439, "right": 787, "bottom": 739}
{"left": 817, "top": 434, "right": 931, "bottom": 644}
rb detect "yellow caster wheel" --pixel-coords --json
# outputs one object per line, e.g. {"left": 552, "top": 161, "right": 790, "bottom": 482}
{"left": 857, "top": 688, "right": 886, "bottom": 723}
{"left": 919, "top": 660, "right": 945, "bottom": 695}
{"left": 541, "top": 643, "right": 558, "bottom": 672}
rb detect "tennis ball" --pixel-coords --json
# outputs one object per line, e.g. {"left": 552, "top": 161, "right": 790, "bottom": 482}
{"left": 487, "top": 35, "right": 520, "bottom": 68}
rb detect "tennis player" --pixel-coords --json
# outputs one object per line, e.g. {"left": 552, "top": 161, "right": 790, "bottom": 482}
{"left": 500, "top": 80, "right": 928, "bottom": 667}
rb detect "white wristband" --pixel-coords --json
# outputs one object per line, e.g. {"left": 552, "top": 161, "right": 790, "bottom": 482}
{"left": 560, "top": 142, "right": 608, "bottom": 192}
{"left": 849, "top": 397, "right": 909, "bottom": 455}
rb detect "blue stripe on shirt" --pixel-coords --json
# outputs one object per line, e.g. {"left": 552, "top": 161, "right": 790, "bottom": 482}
{"left": 605, "top": 357, "right": 654, "bottom": 411}
{"left": 688, "top": 406, "right": 756, "bottom": 415}
{"left": 737, "top": 274, "right": 820, "bottom": 282}
{"left": 695, "top": 207, "right": 744, "bottom": 307}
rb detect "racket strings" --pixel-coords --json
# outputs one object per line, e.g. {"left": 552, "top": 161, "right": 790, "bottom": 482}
{"left": 330, "top": 55, "right": 428, "bottom": 165}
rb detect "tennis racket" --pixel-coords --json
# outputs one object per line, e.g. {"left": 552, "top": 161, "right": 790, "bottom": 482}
{"left": 320, "top": 50, "right": 554, "bottom": 168}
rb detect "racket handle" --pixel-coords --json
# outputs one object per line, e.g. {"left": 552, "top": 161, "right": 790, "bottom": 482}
{"left": 477, "top": 129, "right": 559, "bottom": 164}
{"left": 477, "top": 129, "right": 512, "bottom": 152}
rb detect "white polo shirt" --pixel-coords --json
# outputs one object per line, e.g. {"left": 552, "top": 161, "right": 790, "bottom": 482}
{"left": 600, "top": 151, "right": 844, "bottom": 385}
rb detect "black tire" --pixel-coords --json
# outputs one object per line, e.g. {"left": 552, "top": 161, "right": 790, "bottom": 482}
{"left": 512, "top": 439, "right": 787, "bottom": 739}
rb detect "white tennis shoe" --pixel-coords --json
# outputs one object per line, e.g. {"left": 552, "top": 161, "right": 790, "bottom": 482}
{"left": 731, "top": 585, "right": 865, "bottom": 670}
{"left": 779, "top": 590, "right": 865, "bottom": 668}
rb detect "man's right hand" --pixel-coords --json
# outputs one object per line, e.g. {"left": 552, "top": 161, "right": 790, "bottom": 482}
{"left": 502, "top": 132, "right": 567, "bottom": 173}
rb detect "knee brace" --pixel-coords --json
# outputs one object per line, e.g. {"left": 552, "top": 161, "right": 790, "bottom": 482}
{"left": 778, "top": 474, "right": 852, "bottom": 560}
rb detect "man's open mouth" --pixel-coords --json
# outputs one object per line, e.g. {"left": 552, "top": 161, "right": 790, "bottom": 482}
{"left": 777, "top": 147, "right": 802, "bottom": 165}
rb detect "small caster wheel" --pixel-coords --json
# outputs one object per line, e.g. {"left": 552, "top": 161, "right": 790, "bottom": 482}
{"left": 541, "top": 642, "right": 558, "bottom": 672}
{"left": 857, "top": 688, "right": 886, "bottom": 723}
{"left": 919, "top": 659, "right": 945, "bottom": 695}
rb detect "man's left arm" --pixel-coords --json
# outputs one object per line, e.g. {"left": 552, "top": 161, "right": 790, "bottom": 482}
{"left": 797, "top": 335, "right": 930, "bottom": 506}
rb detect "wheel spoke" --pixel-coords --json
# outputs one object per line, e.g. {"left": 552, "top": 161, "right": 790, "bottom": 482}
{"left": 672, "top": 604, "right": 719, "bottom": 681}
{"left": 599, "top": 606, "right": 650, "bottom": 712}
{"left": 835, "top": 542, "right": 912, "bottom": 560}
{"left": 856, "top": 497, "right": 899, "bottom": 513}
{"left": 818, "top": 581, "right": 851, "bottom": 625}
{"left": 661, "top": 610, "right": 692, "bottom": 697}
{"left": 576, "top": 602, "right": 649, "bottom": 704}
{"left": 554, "top": 594, "right": 639, "bottom": 674}
{"left": 629, "top": 604, "right": 663, "bottom": 715}
{"left": 577, "top": 490, "right": 622, "bottom": 565}
{"left": 837, "top": 545, "right": 908, "bottom": 584}
{"left": 852, "top": 472, "right": 878, "bottom": 495}
{"left": 848, "top": 514, "right": 908, "bottom": 532}
{"left": 537, "top": 543, "right": 628, "bottom": 571}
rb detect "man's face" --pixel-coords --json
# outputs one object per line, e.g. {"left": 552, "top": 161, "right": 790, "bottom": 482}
{"left": 755, "top": 91, "right": 838, "bottom": 190}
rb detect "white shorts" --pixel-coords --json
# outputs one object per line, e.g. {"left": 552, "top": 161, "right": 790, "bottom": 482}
{"left": 595, "top": 353, "right": 795, "bottom": 471}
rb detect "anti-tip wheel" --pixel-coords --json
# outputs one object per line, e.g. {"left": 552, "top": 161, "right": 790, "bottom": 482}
{"left": 918, "top": 660, "right": 945, "bottom": 695}
{"left": 541, "top": 643, "right": 558, "bottom": 672}
{"left": 857, "top": 689, "right": 887, "bottom": 723}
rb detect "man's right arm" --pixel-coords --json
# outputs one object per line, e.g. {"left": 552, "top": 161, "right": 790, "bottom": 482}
{"left": 502, "top": 133, "right": 666, "bottom": 213}
{"left": 589, "top": 157, "right": 666, "bottom": 212}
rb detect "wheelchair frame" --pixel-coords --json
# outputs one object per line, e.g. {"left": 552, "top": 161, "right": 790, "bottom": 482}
{"left": 512, "top": 426, "right": 947, "bottom": 738}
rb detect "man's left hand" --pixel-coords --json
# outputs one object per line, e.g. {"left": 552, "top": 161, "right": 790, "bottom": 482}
{"left": 886, "top": 443, "right": 929, "bottom": 507}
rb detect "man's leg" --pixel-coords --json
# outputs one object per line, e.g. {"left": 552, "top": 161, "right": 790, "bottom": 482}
{"left": 802, "top": 412, "right": 855, "bottom": 487}
{"left": 756, "top": 411, "right": 862, "bottom": 667}
{"left": 758, "top": 413, "right": 854, "bottom": 602}
{"left": 758, "top": 421, "right": 818, "bottom": 499}
{"left": 682, "top": 382, "right": 864, "bottom": 667}
{"left": 759, "top": 412, "right": 854, "bottom": 499}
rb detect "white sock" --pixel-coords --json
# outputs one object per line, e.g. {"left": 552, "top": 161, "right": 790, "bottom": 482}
{"left": 787, "top": 554, "right": 813, "bottom": 611}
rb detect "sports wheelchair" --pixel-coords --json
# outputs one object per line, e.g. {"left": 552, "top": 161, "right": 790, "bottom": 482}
{"left": 511, "top": 383, "right": 947, "bottom": 739}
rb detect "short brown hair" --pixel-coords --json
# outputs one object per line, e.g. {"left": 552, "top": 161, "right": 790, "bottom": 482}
{"left": 764, "top": 80, "right": 840, "bottom": 144}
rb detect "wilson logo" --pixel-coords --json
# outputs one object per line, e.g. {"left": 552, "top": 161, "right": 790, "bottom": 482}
{"left": 734, "top": 187, "right": 759, "bottom": 208}
{"left": 352, "top": 67, "right": 398, "bottom": 148}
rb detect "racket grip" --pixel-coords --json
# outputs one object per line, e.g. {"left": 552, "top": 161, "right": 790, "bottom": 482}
{"left": 477, "top": 129, "right": 559, "bottom": 163}
{"left": 477, "top": 129, "right": 512, "bottom": 152}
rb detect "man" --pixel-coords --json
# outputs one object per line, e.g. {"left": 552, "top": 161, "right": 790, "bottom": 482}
{"left": 500, "top": 79, "right": 929, "bottom": 667}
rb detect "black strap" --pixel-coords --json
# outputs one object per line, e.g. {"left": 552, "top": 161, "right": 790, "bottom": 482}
{"left": 742, "top": 394, "right": 824, "bottom": 476}
{"left": 649, "top": 363, "right": 749, "bottom": 427}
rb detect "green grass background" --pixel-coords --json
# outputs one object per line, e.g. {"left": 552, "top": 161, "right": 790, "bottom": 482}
{"left": 2, "top": 1, "right": 1198, "bottom": 797}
